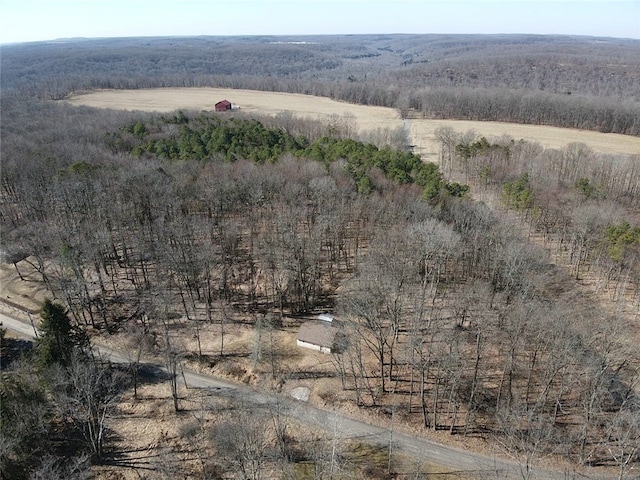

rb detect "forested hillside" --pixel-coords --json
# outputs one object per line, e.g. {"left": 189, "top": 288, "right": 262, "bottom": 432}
{"left": 1, "top": 34, "right": 639, "bottom": 479}
{"left": 3, "top": 34, "right": 640, "bottom": 133}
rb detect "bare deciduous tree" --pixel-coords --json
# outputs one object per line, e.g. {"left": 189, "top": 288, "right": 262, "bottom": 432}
{"left": 211, "top": 406, "right": 271, "bottom": 480}
{"left": 52, "top": 353, "right": 127, "bottom": 462}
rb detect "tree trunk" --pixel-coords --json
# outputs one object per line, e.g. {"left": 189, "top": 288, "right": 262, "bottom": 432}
{"left": 464, "top": 331, "right": 481, "bottom": 436}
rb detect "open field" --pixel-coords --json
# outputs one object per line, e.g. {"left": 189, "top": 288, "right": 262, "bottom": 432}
{"left": 65, "top": 87, "right": 640, "bottom": 161}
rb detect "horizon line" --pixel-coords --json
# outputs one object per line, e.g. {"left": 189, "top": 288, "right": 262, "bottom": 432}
{"left": 3, "top": 31, "right": 640, "bottom": 47}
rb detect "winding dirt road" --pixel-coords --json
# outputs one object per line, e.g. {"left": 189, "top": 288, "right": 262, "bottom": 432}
{"left": 1, "top": 310, "right": 603, "bottom": 479}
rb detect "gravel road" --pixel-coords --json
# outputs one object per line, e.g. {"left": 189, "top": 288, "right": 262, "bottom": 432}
{"left": 0, "top": 311, "right": 602, "bottom": 479}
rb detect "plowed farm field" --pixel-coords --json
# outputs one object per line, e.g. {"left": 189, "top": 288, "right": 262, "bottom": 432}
{"left": 65, "top": 87, "right": 640, "bottom": 162}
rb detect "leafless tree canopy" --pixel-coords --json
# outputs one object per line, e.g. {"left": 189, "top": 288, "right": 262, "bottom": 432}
{"left": 1, "top": 34, "right": 639, "bottom": 479}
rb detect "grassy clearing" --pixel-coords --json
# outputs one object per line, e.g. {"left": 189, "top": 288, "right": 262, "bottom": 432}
{"left": 65, "top": 87, "right": 640, "bottom": 162}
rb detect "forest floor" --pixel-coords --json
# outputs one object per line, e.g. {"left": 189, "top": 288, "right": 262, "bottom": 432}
{"left": 0, "top": 300, "right": 594, "bottom": 480}
{"left": 64, "top": 87, "right": 640, "bottom": 161}
{"left": 0, "top": 255, "right": 606, "bottom": 480}
{"left": 0, "top": 261, "right": 506, "bottom": 479}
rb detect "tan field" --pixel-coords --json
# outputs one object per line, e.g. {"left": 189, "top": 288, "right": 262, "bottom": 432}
{"left": 65, "top": 87, "right": 640, "bottom": 162}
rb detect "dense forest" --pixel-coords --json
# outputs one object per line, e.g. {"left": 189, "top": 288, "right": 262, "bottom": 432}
{"left": 1, "top": 34, "right": 639, "bottom": 479}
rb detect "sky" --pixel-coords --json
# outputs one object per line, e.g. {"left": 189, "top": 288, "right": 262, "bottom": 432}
{"left": 0, "top": 0, "right": 638, "bottom": 45}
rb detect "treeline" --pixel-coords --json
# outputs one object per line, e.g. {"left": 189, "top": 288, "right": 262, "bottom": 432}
{"left": 1, "top": 97, "right": 638, "bottom": 477}
{"left": 389, "top": 38, "right": 640, "bottom": 100}
{"left": 3, "top": 34, "right": 640, "bottom": 134}
{"left": 108, "top": 113, "right": 465, "bottom": 198}
{"left": 408, "top": 88, "right": 640, "bottom": 135}
{"left": 1, "top": 108, "right": 463, "bottom": 323}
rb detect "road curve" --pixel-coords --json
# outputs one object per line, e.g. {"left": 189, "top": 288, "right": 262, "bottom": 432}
{"left": 0, "top": 311, "right": 601, "bottom": 479}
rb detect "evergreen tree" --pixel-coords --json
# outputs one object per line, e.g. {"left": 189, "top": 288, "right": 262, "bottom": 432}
{"left": 37, "top": 299, "right": 88, "bottom": 367}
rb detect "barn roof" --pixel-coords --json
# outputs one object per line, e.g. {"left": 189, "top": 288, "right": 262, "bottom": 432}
{"left": 297, "top": 320, "right": 339, "bottom": 349}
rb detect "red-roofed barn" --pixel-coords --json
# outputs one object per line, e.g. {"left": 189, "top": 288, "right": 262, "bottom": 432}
{"left": 215, "top": 100, "right": 232, "bottom": 112}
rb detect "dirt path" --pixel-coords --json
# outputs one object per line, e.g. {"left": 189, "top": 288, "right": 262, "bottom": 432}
{"left": 0, "top": 262, "right": 50, "bottom": 314}
{"left": 65, "top": 88, "right": 640, "bottom": 162}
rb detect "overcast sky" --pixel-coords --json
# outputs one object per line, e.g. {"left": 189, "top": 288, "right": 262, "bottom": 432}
{"left": 1, "top": 0, "right": 638, "bottom": 44}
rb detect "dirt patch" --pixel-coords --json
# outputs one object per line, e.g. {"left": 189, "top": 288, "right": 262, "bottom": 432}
{"left": 0, "top": 260, "right": 51, "bottom": 322}
{"left": 65, "top": 87, "right": 640, "bottom": 162}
